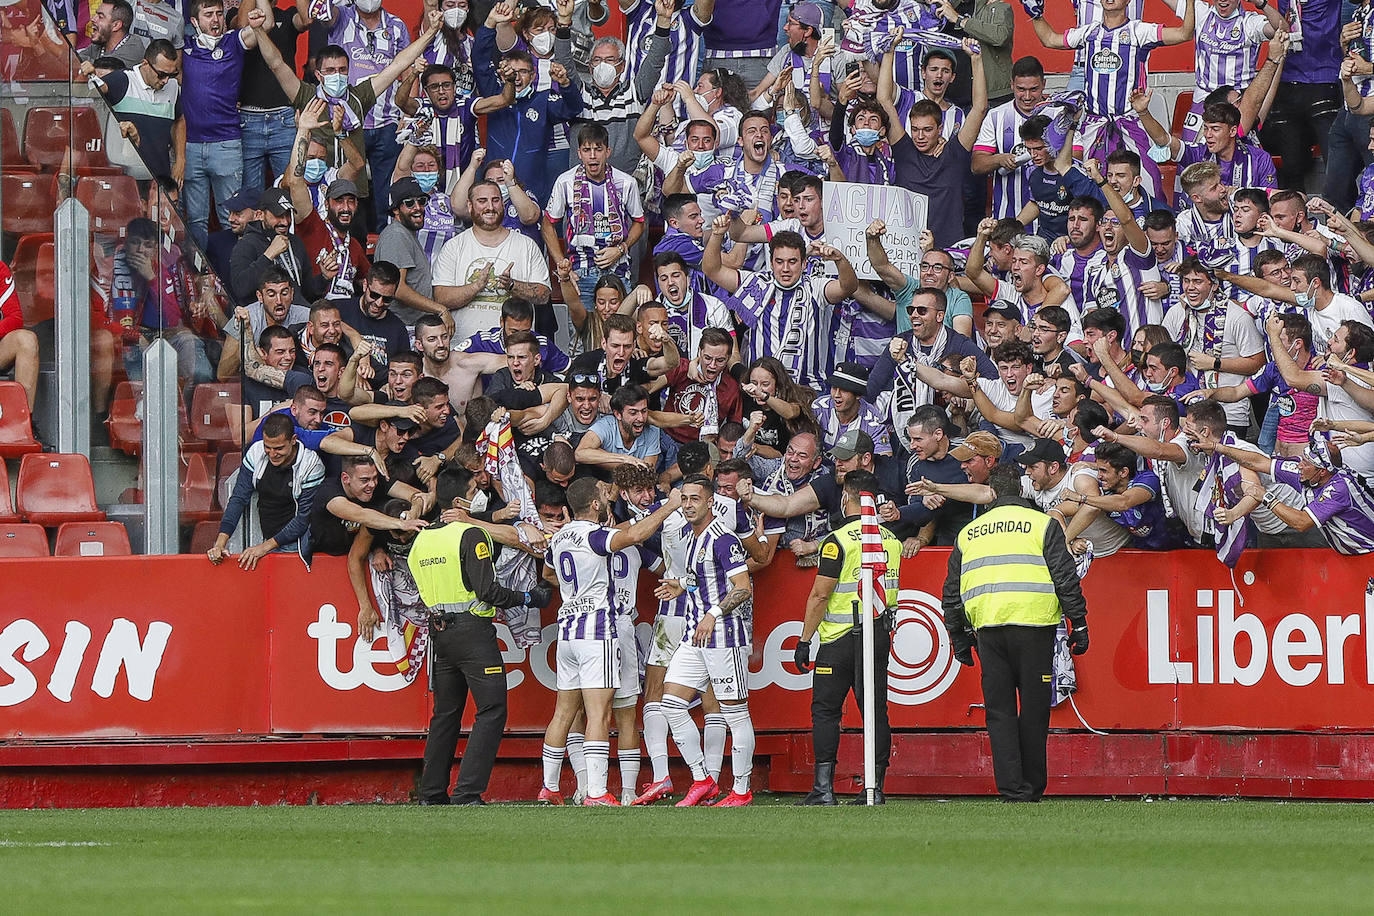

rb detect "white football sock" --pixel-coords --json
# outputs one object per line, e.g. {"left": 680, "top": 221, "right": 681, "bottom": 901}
{"left": 642, "top": 701, "right": 670, "bottom": 782}
{"left": 703, "top": 713, "right": 727, "bottom": 781}
{"left": 722, "top": 703, "right": 755, "bottom": 795}
{"left": 584, "top": 740, "right": 610, "bottom": 799}
{"left": 662, "top": 694, "right": 706, "bottom": 781}
{"left": 566, "top": 732, "right": 588, "bottom": 795}
{"left": 618, "top": 749, "right": 641, "bottom": 798}
{"left": 541, "top": 744, "right": 564, "bottom": 793}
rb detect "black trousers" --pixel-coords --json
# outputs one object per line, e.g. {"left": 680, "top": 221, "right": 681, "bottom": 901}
{"left": 975, "top": 625, "right": 1056, "bottom": 801}
{"left": 811, "top": 623, "right": 892, "bottom": 767}
{"left": 1259, "top": 81, "right": 1341, "bottom": 191}
{"left": 419, "top": 613, "right": 508, "bottom": 804}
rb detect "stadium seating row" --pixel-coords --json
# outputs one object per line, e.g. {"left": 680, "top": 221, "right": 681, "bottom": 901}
{"left": 0, "top": 520, "right": 130, "bottom": 557}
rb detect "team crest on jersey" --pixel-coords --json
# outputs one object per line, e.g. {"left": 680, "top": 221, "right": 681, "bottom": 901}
{"left": 1056, "top": 186, "right": 1069, "bottom": 202}
{"left": 1230, "top": 25, "right": 1241, "bottom": 38}
{"left": 1090, "top": 49, "right": 1122, "bottom": 72}
{"left": 526, "top": 108, "right": 540, "bottom": 122}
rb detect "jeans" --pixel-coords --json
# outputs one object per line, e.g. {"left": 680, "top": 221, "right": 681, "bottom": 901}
{"left": 1323, "top": 108, "right": 1374, "bottom": 214}
{"left": 239, "top": 107, "right": 297, "bottom": 197}
{"left": 1066, "top": 60, "right": 1085, "bottom": 94}
{"left": 365, "top": 125, "right": 402, "bottom": 231}
{"left": 1257, "top": 398, "right": 1281, "bottom": 456}
{"left": 184, "top": 139, "right": 244, "bottom": 251}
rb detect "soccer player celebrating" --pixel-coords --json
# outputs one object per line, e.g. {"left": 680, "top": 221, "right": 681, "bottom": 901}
{"left": 654, "top": 476, "right": 757, "bottom": 807}
{"left": 539, "top": 481, "right": 681, "bottom": 806}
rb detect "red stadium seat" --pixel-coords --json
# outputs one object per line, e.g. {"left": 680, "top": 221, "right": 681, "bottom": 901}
{"left": 17, "top": 452, "right": 106, "bottom": 527}
{"left": 189, "top": 382, "right": 242, "bottom": 448}
{"left": 74, "top": 173, "right": 143, "bottom": 239}
{"left": 0, "top": 523, "right": 49, "bottom": 557}
{"left": 0, "top": 381, "right": 42, "bottom": 458}
{"left": 1, "top": 108, "right": 31, "bottom": 171}
{"left": 2, "top": 173, "right": 56, "bottom": 236}
{"left": 113, "top": 380, "right": 143, "bottom": 403}
{"left": 181, "top": 452, "right": 218, "bottom": 523}
{"left": 0, "top": 461, "right": 20, "bottom": 524}
{"left": 23, "top": 106, "right": 109, "bottom": 171}
{"left": 10, "top": 233, "right": 55, "bottom": 326}
{"left": 189, "top": 518, "right": 222, "bottom": 554}
{"left": 105, "top": 398, "right": 142, "bottom": 455}
{"left": 1171, "top": 91, "right": 1193, "bottom": 138}
{"left": 54, "top": 521, "right": 131, "bottom": 556}
{"left": 1157, "top": 162, "right": 1176, "bottom": 207}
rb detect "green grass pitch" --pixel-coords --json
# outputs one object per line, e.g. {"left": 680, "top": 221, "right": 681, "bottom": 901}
{"left": 4, "top": 798, "right": 1374, "bottom": 912}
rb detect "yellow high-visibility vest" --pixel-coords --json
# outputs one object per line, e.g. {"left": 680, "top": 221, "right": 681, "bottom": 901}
{"left": 406, "top": 522, "right": 496, "bottom": 617}
{"left": 817, "top": 518, "right": 902, "bottom": 644}
{"left": 956, "top": 504, "right": 1061, "bottom": 629}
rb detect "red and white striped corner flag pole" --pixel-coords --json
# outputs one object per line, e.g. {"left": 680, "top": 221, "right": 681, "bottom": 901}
{"left": 859, "top": 491, "right": 888, "bottom": 806}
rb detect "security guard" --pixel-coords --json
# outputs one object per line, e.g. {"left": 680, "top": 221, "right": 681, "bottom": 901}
{"left": 793, "top": 471, "right": 902, "bottom": 806}
{"left": 942, "top": 463, "right": 1088, "bottom": 802}
{"left": 408, "top": 467, "right": 552, "bottom": 805}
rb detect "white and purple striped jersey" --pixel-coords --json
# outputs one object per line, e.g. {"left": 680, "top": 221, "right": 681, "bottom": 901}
{"left": 657, "top": 493, "right": 753, "bottom": 621}
{"left": 327, "top": 4, "right": 411, "bottom": 130}
{"left": 731, "top": 270, "right": 836, "bottom": 392}
{"left": 1174, "top": 208, "right": 1235, "bottom": 249}
{"left": 1193, "top": 0, "right": 1271, "bottom": 92}
{"left": 547, "top": 520, "right": 618, "bottom": 640}
{"left": 1064, "top": 20, "right": 1163, "bottom": 117}
{"left": 612, "top": 543, "right": 660, "bottom": 623}
{"left": 624, "top": 0, "right": 708, "bottom": 90}
{"left": 1272, "top": 460, "right": 1374, "bottom": 555}
{"left": 974, "top": 99, "right": 1035, "bottom": 220}
{"left": 992, "top": 279, "right": 1086, "bottom": 344}
{"left": 1081, "top": 243, "right": 1165, "bottom": 340}
{"left": 899, "top": 87, "right": 965, "bottom": 141}
{"left": 683, "top": 518, "right": 752, "bottom": 649}
{"left": 1052, "top": 245, "right": 1110, "bottom": 308}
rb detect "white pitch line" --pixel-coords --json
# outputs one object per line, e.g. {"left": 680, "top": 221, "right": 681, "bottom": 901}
{"left": 0, "top": 840, "right": 111, "bottom": 847}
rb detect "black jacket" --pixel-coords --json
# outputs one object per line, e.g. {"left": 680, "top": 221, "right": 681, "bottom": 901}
{"left": 228, "top": 221, "right": 324, "bottom": 307}
{"left": 941, "top": 498, "right": 1087, "bottom": 652}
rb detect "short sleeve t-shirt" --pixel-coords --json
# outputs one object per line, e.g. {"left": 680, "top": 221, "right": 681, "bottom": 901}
{"left": 373, "top": 221, "right": 434, "bottom": 324}
{"left": 588, "top": 414, "right": 662, "bottom": 461}
{"left": 891, "top": 134, "right": 970, "bottom": 247}
{"left": 309, "top": 476, "right": 388, "bottom": 556}
{"left": 431, "top": 228, "right": 552, "bottom": 343}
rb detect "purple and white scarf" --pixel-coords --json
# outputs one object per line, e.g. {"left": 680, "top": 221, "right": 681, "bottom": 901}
{"left": 1198, "top": 431, "right": 1251, "bottom": 569}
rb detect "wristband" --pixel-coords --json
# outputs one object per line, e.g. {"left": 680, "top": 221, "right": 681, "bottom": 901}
{"left": 1095, "top": 178, "right": 1108, "bottom": 187}
{"left": 1213, "top": 356, "right": 1222, "bottom": 372}
{"left": 523, "top": 591, "right": 531, "bottom": 605}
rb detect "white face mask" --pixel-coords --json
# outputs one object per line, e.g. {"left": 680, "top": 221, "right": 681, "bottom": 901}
{"left": 530, "top": 31, "right": 554, "bottom": 55}
{"left": 354, "top": 0, "right": 382, "bottom": 13}
{"left": 442, "top": 6, "right": 467, "bottom": 28}
{"left": 592, "top": 61, "right": 619, "bottom": 89}
{"left": 194, "top": 30, "right": 220, "bottom": 50}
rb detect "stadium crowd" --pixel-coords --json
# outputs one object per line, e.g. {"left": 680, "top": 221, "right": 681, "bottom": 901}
{"left": 7, "top": 0, "right": 1374, "bottom": 803}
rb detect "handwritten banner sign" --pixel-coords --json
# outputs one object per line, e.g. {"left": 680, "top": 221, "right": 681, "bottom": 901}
{"left": 823, "top": 181, "right": 929, "bottom": 280}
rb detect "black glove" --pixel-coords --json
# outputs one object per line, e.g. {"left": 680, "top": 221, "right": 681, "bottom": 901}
{"left": 525, "top": 583, "right": 554, "bottom": 609}
{"left": 953, "top": 645, "right": 975, "bottom": 667}
{"left": 1067, "top": 623, "right": 1089, "bottom": 656}
{"left": 794, "top": 639, "right": 813, "bottom": 672}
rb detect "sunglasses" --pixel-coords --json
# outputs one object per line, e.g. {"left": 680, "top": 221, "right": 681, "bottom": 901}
{"left": 398, "top": 196, "right": 429, "bottom": 209}
{"left": 152, "top": 66, "right": 179, "bottom": 79}
{"left": 569, "top": 372, "right": 601, "bottom": 387}
{"left": 366, "top": 288, "right": 395, "bottom": 304}
{"left": 907, "top": 305, "right": 936, "bottom": 315}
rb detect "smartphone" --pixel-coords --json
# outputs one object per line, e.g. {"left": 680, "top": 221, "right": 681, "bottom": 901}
{"left": 821, "top": 26, "right": 836, "bottom": 47}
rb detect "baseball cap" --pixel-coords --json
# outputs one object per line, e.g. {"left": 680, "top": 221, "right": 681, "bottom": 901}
{"left": 381, "top": 403, "right": 418, "bottom": 433}
{"left": 827, "top": 361, "right": 868, "bottom": 396}
{"left": 1015, "top": 437, "right": 1067, "bottom": 468}
{"left": 983, "top": 301, "right": 1023, "bottom": 323}
{"left": 390, "top": 176, "right": 427, "bottom": 209}
{"left": 223, "top": 188, "right": 258, "bottom": 212}
{"left": 790, "top": 1, "right": 824, "bottom": 31}
{"left": 950, "top": 431, "right": 1004, "bottom": 462}
{"left": 257, "top": 187, "right": 294, "bottom": 217}
{"left": 831, "top": 428, "right": 874, "bottom": 461}
{"left": 325, "top": 178, "right": 360, "bottom": 201}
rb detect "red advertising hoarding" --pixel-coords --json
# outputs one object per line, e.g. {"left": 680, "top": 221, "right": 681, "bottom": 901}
{"left": 3, "top": 550, "right": 1373, "bottom": 740}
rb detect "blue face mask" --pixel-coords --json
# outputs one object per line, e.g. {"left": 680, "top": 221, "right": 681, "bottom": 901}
{"left": 854, "top": 128, "right": 881, "bottom": 148}
{"left": 304, "top": 158, "right": 327, "bottom": 183}
{"left": 413, "top": 170, "right": 439, "bottom": 193}
{"left": 515, "top": 83, "right": 534, "bottom": 100}
{"left": 693, "top": 150, "right": 714, "bottom": 169}
{"left": 321, "top": 73, "right": 349, "bottom": 98}
{"left": 1296, "top": 289, "right": 1314, "bottom": 308}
